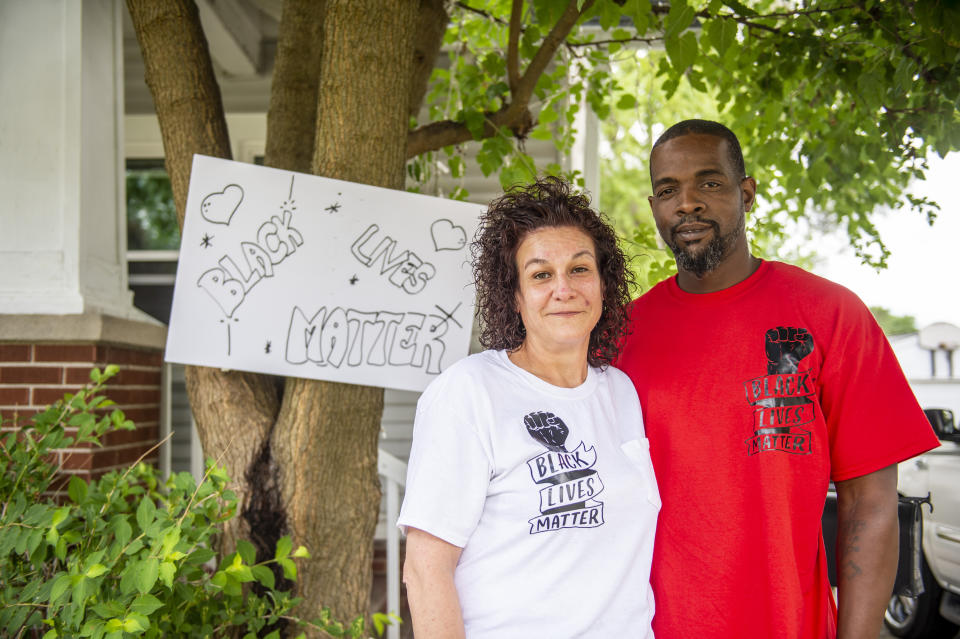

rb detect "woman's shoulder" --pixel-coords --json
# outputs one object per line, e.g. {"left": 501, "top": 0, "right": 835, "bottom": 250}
{"left": 599, "top": 364, "right": 641, "bottom": 402}
{"left": 417, "top": 350, "right": 505, "bottom": 411}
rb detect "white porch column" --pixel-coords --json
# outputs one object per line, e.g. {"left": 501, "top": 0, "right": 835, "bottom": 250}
{"left": 0, "top": 0, "right": 137, "bottom": 319}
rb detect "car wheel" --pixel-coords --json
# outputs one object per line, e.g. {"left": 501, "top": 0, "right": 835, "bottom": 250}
{"left": 884, "top": 554, "right": 960, "bottom": 638}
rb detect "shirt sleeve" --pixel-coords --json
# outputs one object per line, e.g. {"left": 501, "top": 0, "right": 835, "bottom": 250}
{"left": 818, "top": 290, "right": 940, "bottom": 482}
{"left": 397, "top": 386, "right": 493, "bottom": 547}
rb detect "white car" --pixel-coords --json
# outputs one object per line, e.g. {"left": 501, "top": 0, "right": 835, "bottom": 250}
{"left": 886, "top": 408, "right": 960, "bottom": 638}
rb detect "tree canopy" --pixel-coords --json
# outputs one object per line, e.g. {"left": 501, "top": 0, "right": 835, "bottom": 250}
{"left": 419, "top": 0, "right": 960, "bottom": 272}
{"left": 870, "top": 305, "right": 919, "bottom": 335}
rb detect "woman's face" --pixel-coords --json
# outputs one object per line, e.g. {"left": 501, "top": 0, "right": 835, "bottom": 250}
{"left": 514, "top": 225, "right": 603, "bottom": 354}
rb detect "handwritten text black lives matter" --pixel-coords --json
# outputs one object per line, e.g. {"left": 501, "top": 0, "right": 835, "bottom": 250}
{"left": 193, "top": 176, "right": 468, "bottom": 374}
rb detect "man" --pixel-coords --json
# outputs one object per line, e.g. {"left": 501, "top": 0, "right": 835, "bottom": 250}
{"left": 615, "top": 120, "right": 939, "bottom": 639}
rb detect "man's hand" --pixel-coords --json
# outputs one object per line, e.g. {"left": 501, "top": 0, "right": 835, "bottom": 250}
{"left": 835, "top": 464, "right": 899, "bottom": 639}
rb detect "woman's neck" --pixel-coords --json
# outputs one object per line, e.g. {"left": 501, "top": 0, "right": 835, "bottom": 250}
{"left": 507, "top": 340, "right": 589, "bottom": 388}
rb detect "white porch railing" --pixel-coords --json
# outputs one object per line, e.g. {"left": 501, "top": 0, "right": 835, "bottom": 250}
{"left": 377, "top": 448, "right": 407, "bottom": 639}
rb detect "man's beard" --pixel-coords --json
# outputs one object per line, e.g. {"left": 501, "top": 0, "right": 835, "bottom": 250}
{"left": 666, "top": 213, "right": 744, "bottom": 278}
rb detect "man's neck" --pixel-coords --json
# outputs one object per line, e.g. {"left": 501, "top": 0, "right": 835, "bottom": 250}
{"left": 676, "top": 251, "right": 761, "bottom": 294}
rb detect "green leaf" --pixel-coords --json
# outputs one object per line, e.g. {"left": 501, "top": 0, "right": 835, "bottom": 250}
{"left": 664, "top": 0, "right": 696, "bottom": 40}
{"left": 615, "top": 94, "right": 638, "bottom": 110}
{"left": 292, "top": 545, "right": 310, "bottom": 559}
{"left": 221, "top": 573, "right": 242, "bottom": 597}
{"left": 707, "top": 17, "right": 737, "bottom": 57}
{"left": 130, "top": 594, "right": 163, "bottom": 616}
{"left": 278, "top": 557, "right": 297, "bottom": 580}
{"left": 122, "top": 616, "right": 146, "bottom": 632}
{"left": 135, "top": 497, "right": 156, "bottom": 532}
{"left": 274, "top": 536, "right": 292, "bottom": 561}
{"left": 119, "top": 563, "right": 139, "bottom": 595}
{"left": 226, "top": 562, "right": 255, "bottom": 583}
{"left": 722, "top": 0, "right": 757, "bottom": 16}
{"left": 251, "top": 564, "right": 276, "bottom": 589}
{"left": 113, "top": 516, "right": 132, "bottom": 549}
{"left": 236, "top": 538, "right": 256, "bottom": 565}
{"left": 539, "top": 103, "right": 558, "bottom": 125}
{"left": 136, "top": 558, "right": 160, "bottom": 594}
{"left": 68, "top": 475, "right": 88, "bottom": 504}
{"left": 185, "top": 547, "right": 215, "bottom": 565}
{"left": 49, "top": 573, "right": 72, "bottom": 604}
{"left": 124, "top": 539, "right": 144, "bottom": 555}
{"left": 51, "top": 505, "right": 70, "bottom": 528}
{"left": 85, "top": 563, "right": 108, "bottom": 578}
{"left": 449, "top": 155, "right": 464, "bottom": 179}
{"left": 160, "top": 526, "right": 180, "bottom": 558}
{"left": 158, "top": 561, "right": 175, "bottom": 589}
{"left": 462, "top": 110, "right": 486, "bottom": 140}
{"left": 91, "top": 601, "right": 125, "bottom": 619}
{"left": 665, "top": 31, "right": 699, "bottom": 71}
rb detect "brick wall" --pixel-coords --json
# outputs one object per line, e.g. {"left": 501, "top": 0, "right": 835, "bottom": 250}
{"left": 0, "top": 342, "right": 163, "bottom": 483}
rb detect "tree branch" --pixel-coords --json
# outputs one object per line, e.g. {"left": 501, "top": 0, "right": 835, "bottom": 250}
{"left": 566, "top": 35, "right": 663, "bottom": 48}
{"left": 517, "top": 0, "right": 593, "bottom": 107}
{"left": 454, "top": 1, "right": 508, "bottom": 26}
{"left": 407, "top": 0, "right": 594, "bottom": 158}
{"left": 507, "top": 0, "right": 522, "bottom": 94}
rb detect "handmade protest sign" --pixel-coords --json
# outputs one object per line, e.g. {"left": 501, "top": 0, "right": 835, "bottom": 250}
{"left": 165, "top": 155, "right": 481, "bottom": 392}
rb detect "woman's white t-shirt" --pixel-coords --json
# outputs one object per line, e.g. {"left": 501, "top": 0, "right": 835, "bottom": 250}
{"left": 398, "top": 350, "right": 659, "bottom": 638}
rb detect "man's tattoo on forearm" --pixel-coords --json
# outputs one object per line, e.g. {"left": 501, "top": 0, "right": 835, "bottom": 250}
{"left": 839, "top": 518, "right": 866, "bottom": 580}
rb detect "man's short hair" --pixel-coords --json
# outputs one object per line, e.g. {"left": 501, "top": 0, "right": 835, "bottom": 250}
{"left": 651, "top": 119, "right": 746, "bottom": 180}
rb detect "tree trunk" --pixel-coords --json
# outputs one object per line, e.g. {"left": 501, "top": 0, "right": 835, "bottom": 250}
{"left": 268, "top": 1, "right": 420, "bottom": 628}
{"left": 125, "top": 0, "right": 281, "bottom": 558}
{"left": 265, "top": 0, "right": 327, "bottom": 173}
{"left": 409, "top": 0, "right": 449, "bottom": 119}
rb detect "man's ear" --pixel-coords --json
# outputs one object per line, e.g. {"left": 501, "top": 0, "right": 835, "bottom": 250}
{"left": 648, "top": 194, "right": 655, "bottom": 211}
{"left": 741, "top": 176, "right": 757, "bottom": 212}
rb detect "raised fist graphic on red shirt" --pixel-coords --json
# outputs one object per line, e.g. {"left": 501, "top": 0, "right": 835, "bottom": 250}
{"left": 765, "top": 326, "right": 814, "bottom": 375}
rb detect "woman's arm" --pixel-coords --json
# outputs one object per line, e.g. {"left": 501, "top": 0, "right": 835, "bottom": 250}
{"left": 403, "top": 527, "right": 466, "bottom": 639}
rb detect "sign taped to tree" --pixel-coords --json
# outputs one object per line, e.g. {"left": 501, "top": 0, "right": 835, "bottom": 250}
{"left": 165, "top": 155, "right": 481, "bottom": 392}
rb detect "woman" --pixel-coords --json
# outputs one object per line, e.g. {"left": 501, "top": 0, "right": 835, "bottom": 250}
{"left": 398, "top": 177, "right": 659, "bottom": 638}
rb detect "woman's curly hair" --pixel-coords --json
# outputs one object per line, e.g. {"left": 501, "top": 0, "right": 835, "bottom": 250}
{"left": 472, "top": 176, "right": 634, "bottom": 368}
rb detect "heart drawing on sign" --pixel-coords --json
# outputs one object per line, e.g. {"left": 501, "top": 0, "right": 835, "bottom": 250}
{"left": 200, "top": 184, "right": 244, "bottom": 225}
{"left": 430, "top": 218, "right": 467, "bottom": 252}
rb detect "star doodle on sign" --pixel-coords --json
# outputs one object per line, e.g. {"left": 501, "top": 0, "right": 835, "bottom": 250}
{"left": 325, "top": 202, "right": 341, "bottom": 214}
{"left": 265, "top": 341, "right": 272, "bottom": 354}
{"left": 349, "top": 275, "right": 359, "bottom": 285}
{"left": 200, "top": 233, "right": 214, "bottom": 248}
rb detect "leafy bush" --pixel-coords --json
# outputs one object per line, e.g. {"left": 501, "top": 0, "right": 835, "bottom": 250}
{"left": 0, "top": 366, "right": 388, "bottom": 638}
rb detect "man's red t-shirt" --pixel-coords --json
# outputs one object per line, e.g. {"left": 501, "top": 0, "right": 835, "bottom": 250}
{"left": 615, "top": 261, "right": 939, "bottom": 639}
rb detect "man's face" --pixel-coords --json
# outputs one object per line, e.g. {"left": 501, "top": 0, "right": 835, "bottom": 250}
{"left": 648, "top": 133, "right": 756, "bottom": 278}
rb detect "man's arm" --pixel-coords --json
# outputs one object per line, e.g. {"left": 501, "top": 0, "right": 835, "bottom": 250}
{"left": 834, "top": 464, "right": 899, "bottom": 639}
{"left": 402, "top": 527, "right": 466, "bottom": 639}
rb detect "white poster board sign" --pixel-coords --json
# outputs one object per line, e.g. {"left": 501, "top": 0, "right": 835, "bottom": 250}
{"left": 165, "top": 155, "right": 482, "bottom": 392}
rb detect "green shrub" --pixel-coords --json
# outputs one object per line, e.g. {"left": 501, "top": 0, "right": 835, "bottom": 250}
{"left": 0, "top": 366, "right": 390, "bottom": 639}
